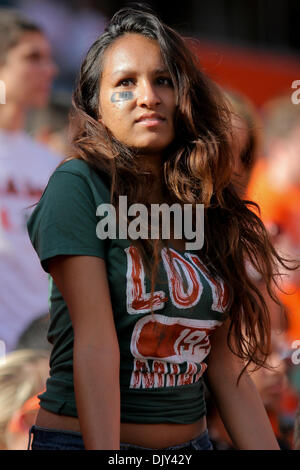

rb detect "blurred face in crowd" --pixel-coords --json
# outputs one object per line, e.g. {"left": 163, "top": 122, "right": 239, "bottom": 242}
{"left": 98, "top": 33, "right": 176, "bottom": 156}
{"left": 267, "top": 121, "right": 300, "bottom": 188}
{"left": 0, "top": 31, "right": 57, "bottom": 108}
{"left": 281, "top": 123, "right": 300, "bottom": 186}
{"left": 251, "top": 348, "right": 288, "bottom": 411}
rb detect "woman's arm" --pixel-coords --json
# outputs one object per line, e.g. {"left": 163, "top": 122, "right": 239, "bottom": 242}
{"left": 205, "top": 318, "right": 280, "bottom": 450}
{"left": 47, "top": 255, "right": 120, "bottom": 450}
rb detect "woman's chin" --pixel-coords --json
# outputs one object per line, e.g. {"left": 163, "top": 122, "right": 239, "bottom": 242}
{"left": 132, "top": 141, "right": 172, "bottom": 156}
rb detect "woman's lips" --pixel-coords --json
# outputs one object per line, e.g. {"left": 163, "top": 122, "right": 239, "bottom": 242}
{"left": 136, "top": 118, "right": 165, "bottom": 127}
{"left": 135, "top": 113, "right": 166, "bottom": 127}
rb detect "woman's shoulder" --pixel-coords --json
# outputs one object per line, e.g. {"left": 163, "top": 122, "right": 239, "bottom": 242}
{"left": 51, "top": 158, "right": 110, "bottom": 194}
{"left": 54, "top": 158, "right": 95, "bottom": 177}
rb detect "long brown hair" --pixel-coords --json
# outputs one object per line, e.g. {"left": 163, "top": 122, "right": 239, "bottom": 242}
{"left": 66, "top": 6, "right": 293, "bottom": 378}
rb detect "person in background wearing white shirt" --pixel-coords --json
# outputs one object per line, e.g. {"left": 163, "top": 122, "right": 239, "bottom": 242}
{"left": 0, "top": 10, "right": 59, "bottom": 352}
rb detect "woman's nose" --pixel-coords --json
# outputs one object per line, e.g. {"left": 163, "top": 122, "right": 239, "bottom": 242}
{"left": 136, "top": 80, "right": 161, "bottom": 107}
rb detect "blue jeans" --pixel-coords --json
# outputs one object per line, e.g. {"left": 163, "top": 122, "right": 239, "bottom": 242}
{"left": 28, "top": 425, "right": 213, "bottom": 451}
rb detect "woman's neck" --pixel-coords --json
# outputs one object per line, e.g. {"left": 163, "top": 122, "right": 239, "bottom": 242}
{"left": 141, "top": 153, "right": 165, "bottom": 204}
{"left": 0, "top": 102, "right": 26, "bottom": 132}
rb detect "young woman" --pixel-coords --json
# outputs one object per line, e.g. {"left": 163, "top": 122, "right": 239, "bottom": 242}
{"left": 27, "top": 7, "right": 288, "bottom": 450}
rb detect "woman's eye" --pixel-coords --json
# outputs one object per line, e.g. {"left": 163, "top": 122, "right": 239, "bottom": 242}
{"left": 118, "top": 78, "right": 134, "bottom": 87}
{"left": 157, "top": 77, "right": 173, "bottom": 86}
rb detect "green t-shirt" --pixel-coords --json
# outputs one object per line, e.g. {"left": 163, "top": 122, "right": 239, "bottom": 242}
{"left": 27, "top": 158, "right": 228, "bottom": 424}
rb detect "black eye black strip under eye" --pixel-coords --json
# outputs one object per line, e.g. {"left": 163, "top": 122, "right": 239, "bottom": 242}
{"left": 111, "top": 91, "right": 134, "bottom": 102}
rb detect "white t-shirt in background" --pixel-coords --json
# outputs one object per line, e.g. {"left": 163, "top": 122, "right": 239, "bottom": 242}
{"left": 0, "top": 129, "right": 61, "bottom": 352}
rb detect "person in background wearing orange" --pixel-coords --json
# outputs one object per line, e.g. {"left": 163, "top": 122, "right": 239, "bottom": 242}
{"left": 247, "top": 95, "right": 300, "bottom": 348}
{"left": 247, "top": 95, "right": 300, "bottom": 442}
{"left": 206, "top": 90, "right": 298, "bottom": 449}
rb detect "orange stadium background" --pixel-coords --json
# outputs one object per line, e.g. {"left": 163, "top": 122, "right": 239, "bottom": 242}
{"left": 193, "top": 40, "right": 300, "bottom": 106}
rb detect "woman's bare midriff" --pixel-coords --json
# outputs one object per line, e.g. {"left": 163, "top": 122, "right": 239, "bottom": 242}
{"left": 35, "top": 407, "right": 207, "bottom": 448}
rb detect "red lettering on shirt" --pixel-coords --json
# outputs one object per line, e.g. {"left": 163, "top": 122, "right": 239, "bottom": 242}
{"left": 161, "top": 248, "right": 202, "bottom": 308}
{"left": 130, "top": 315, "right": 217, "bottom": 363}
{"left": 125, "top": 246, "right": 168, "bottom": 314}
{"left": 129, "top": 316, "right": 220, "bottom": 389}
{"left": 186, "top": 253, "right": 229, "bottom": 312}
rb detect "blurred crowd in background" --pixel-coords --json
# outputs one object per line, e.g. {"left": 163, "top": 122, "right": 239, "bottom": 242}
{"left": 0, "top": 0, "right": 299, "bottom": 451}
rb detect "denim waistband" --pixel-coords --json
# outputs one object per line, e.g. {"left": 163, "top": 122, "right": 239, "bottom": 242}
{"left": 28, "top": 425, "right": 213, "bottom": 451}
{"left": 28, "top": 425, "right": 83, "bottom": 450}
{"left": 120, "top": 429, "right": 213, "bottom": 451}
